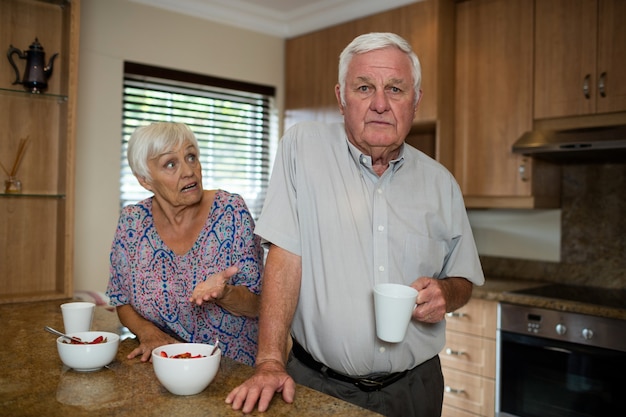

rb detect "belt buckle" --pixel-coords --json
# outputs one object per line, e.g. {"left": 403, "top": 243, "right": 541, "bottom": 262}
{"left": 355, "top": 377, "right": 385, "bottom": 391}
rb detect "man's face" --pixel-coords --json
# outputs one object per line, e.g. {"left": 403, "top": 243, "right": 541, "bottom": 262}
{"left": 335, "top": 47, "right": 419, "bottom": 158}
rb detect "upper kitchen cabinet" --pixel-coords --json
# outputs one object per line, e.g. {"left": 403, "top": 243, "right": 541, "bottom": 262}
{"left": 285, "top": 0, "right": 456, "bottom": 170}
{"left": 0, "top": 0, "right": 80, "bottom": 303}
{"left": 535, "top": 0, "right": 626, "bottom": 120}
{"left": 454, "top": 0, "right": 560, "bottom": 209}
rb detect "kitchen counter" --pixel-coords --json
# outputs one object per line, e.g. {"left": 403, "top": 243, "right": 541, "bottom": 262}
{"left": 0, "top": 300, "right": 381, "bottom": 417}
{"left": 473, "top": 278, "right": 626, "bottom": 321}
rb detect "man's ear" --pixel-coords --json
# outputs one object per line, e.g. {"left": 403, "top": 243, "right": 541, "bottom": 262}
{"left": 335, "top": 84, "right": 345, "bottom": 115}
{"left": 414, "top": 89, "right": 423, "bottom": 116}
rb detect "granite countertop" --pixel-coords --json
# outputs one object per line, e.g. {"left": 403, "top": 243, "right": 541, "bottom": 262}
{"left": 0, "top": 300, "right": 381, "bottom": 417}
{"left": 473, "top": 278, "right": 626, "bottom": 321}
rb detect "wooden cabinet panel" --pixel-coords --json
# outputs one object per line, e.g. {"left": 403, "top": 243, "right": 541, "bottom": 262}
{"left": 534, "top": 0, "right": 597, "bottom": 118}
{"left": 596, "top": 0, "right": 626, "bottom": 114}
{"left": 442, "top": 403, "right": 481, "bottom": 417}
{"left": 454, "top": 0, "right": 560, "bottom": 209}
{"left": 535, "top": 0, "right": 626, "bottom": 119}
{"left": 442, "top": 366, "right": 495, "bottom": 417}
{"left": 446, "top": 298, "right": 497, "bottom": 339}
{"left": 441, "top": 331, "right": 496, "bottom": 378}
{"left": 0, "top": 0, "right": 79, "bottom": 303}
{"left": 442, "top": 298, "right": 497, "bottom": 417}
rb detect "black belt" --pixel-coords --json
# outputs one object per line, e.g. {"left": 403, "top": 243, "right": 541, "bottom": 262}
{"left": 291, "top": 340, "right": 408, "bottom": 392}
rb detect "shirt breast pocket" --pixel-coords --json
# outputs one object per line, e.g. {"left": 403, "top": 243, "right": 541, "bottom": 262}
{"left": 402, "top": 234, "right": 448, "bottom": 281}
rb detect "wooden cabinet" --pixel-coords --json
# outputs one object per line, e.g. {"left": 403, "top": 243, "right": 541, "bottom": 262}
{"left": 285, "top": 0, "right": 456, "bottom": 169}
{"left": 454, "top": 0, "right": 560, "bottom": 209}
{"left": 534, "top": 0, "right": 626, "bottom": 120}
{"left": 441, "top": 298, "right": 497, "bottom": 417}
{"left": 0, "top": 0, "right": 80, "bottom": 303}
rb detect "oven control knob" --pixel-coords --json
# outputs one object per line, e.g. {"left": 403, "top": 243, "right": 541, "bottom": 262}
{"left": 582, "top": 328, "right": 594, "bottom": 340}
{"left": 555, "top": 323, "right": 567, "bottom": 335}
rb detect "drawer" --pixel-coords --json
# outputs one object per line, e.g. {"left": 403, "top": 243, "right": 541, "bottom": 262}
{"left": 442, "top": 403, "right": 482, "bottom": 417}
{"left": 441, "top": 331, "right": 496, "bottom": 378}
{"left": 442, "top": 367, "right": 495, "bottom": 417}
{"left": 446, "top": 298, "right": 497, "bottom": 338}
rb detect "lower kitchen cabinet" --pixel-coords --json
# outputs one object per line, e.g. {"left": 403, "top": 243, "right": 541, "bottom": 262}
{"left": 441, "top": 298, "right": 497, "bottom": 417}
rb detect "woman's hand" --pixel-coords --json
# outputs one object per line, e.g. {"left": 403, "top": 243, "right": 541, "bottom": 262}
{"left": 190, "top": 265, "right": 239, "bottom": 305}
{"left": 127, "top": 327, "right": 180, "bottom": 362}
{"left": 116, "top": 304, "right": 180, "bottom": 362}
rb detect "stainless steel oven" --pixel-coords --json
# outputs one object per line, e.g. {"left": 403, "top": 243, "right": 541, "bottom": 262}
{"left": 496, "top": 302, "right": 626, "bottom": 417}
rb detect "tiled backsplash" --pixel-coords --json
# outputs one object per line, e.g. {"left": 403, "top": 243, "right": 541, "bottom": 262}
{"left": 480, "top": 162, "right": 626, "bottom": 289}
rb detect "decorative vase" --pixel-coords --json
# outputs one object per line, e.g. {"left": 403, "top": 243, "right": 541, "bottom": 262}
{"left": 4, "top": 176, "right": 22, "bottom": 193}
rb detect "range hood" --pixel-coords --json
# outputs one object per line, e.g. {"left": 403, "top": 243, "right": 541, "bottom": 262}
{"left": 512, "top": 125, "right": 626, "bottom": 162}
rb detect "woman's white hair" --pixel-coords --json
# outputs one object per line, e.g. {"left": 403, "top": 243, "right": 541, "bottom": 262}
{"left": 127, "top": 122, "right": 199, "bottom": 182}
{"left": 337, "top": 32, "right": 422, "bottom": 107}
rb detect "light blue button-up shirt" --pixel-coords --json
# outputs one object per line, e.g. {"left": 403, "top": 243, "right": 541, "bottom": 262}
{"left": 255, "top": 121, "right": 484, "bottom": 376}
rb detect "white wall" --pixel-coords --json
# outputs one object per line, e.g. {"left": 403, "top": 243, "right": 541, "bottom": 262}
{"left": 468, "top": 209, "right": 561, "bottom": 262}
{"left": 74, "top": 0, "right": 284, "bottom": 292}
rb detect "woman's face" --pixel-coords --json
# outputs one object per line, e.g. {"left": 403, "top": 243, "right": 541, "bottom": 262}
{"left": 139, "top": 140, "right": 203, "bottom": 208}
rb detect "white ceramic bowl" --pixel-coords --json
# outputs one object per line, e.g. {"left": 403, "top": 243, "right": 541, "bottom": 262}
{"left": 152, "top": 343, "right": 221, "bottom": 396}
{"left": 56, "top": 331, "right": 120, "bottom": 372}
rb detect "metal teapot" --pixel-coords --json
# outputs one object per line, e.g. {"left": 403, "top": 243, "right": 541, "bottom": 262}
{"left": 7, "top": 38, "right": 58, "bottom": 93}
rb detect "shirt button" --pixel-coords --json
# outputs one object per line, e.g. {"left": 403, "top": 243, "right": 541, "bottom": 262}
{"left": 379, "top": 347, "right": 386, "bottom": 353}
{"left": 378, "top": 265, "right": 385, "bottom": 272}
{"left": 377, "top": 188, "right": 383, "bottom": 194}
{"left": 378, "top": 225, "right": 384, "bottom": 232}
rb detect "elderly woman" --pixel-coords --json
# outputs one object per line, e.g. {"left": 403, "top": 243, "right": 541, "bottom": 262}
{"left": 106, "top": 122, "right": 263, "bottom": 366}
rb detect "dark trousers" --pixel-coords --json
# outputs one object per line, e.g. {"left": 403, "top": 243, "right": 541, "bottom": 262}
{"left": 287, "top": 353, "right": 444, "bottom": 417}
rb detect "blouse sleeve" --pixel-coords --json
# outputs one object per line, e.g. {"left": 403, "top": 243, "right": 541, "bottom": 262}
{"left": 106, "top": 213, "right": 131, "bottom": 306}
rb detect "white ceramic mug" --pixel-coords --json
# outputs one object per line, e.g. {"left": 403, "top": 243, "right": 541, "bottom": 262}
{"left": 61, "top": 302, "right": 95, "bottom": 333}
{"left": 373, "top": 283, "right": 418, "bottom": 343}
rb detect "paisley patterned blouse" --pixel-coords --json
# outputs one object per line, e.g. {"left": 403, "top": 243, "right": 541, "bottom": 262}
{"left": 106, "top": 190, "right": 263, "bottom": 365}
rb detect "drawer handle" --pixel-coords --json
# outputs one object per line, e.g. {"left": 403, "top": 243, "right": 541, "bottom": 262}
{"left": 598, "top": 72, "right": 607, "bottom": 98}
{"left": 446, "top": 312, "right": 466, "bottom": 318}
{"left": 445, "top": 348, "right": 466, "bottom": 356}
{"left": 445, "top": 385, "right": 466, "bottom": 395}
{"left": 583, "top": 74, "right": 591, "bottom": 99}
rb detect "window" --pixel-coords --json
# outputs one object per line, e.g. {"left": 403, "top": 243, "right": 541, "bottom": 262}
{"left": 121, "top": 62, "right": 277, "bottom": 218}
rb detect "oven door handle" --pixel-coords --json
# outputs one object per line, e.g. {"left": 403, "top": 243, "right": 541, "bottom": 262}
{"left": 542, "top": 346, "right": 573, "bottom": 354}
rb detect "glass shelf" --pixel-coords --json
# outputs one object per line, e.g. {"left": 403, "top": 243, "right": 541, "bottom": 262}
{"left": 0, "top": 192, "right": 66, "bottom": 199}
{"left": 0, "top": 87, "right": 67, "bottom": 101}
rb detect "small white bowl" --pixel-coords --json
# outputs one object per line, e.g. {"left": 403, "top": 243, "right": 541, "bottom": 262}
{"left": 152, "top": 343, "right": 221, "bottom": 396}
{"left": 56, "top": 331, "right": 120, "bottom": 372}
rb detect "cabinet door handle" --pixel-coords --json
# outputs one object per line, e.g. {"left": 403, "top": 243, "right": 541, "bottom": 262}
{"left": 445, "top": 385, "right": 466, "bottom": 395}
{"left": 598, "top": 72, "right": 607, "bottom": 98}
{"left": 583, "top": 74, "right": 591, "bottom": 99}
{"left": 518, "top": 160, "right": 528, "bottom": 182}
{"left": 445, "top": 348, "right": 466, "bottom": 356}
{"left": 446, "top": 312, "right": 466, "bottom": 318}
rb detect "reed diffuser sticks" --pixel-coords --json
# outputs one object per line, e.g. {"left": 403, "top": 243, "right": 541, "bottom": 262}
{"left": 1, "top": 136, "right": 29, "bottom": 177}
{"left": 2, "top": 136, "right": 29, "bottom": 193}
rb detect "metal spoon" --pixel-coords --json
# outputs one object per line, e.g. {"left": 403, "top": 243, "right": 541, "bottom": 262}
{"left": 210, "top": 336, "right": 220, "bottom": 356}
{"left": 44, "top": 326, "right": 87, "bottom": 344}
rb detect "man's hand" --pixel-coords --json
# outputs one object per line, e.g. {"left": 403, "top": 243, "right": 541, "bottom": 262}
{"left": 225, "top": 359, "right": 296, "bottom": 413}
{"left": 411, "top": 277, "right": 472, "bottom": 323}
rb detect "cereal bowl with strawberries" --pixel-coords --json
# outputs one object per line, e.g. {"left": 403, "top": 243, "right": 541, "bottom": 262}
{"left": 152, "top": 343, "right": 221, "bottom": 396}
{"left": 56, "top": 331, "right": 120, "bottom": 372}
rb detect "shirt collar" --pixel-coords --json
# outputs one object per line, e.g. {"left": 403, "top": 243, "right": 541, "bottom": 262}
{"left": 345, "top": 137, "right": 406, "bottom": 174}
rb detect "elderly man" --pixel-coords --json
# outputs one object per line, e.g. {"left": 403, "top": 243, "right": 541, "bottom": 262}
{"left": 226, "top": 32, "right": 484, "bottom": 417}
